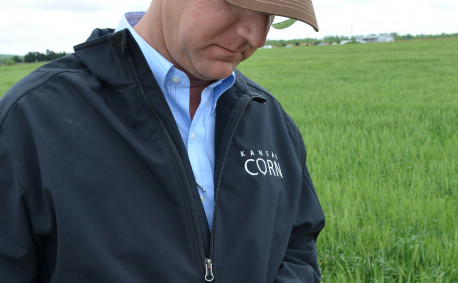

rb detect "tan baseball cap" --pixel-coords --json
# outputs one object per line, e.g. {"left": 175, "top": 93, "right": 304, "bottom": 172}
{"left": 226, "top": 0, "right": 319, "bottom": 31}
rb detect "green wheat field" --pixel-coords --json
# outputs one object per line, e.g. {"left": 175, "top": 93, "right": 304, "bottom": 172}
{"left": 1, "top": 39, "right": 457, "bottom": 282}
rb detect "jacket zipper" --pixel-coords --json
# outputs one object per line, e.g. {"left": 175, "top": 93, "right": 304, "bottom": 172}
{"left": 204, "top": 258, "right": 215, "bottom": 281}
{"left": 128, "top": 48, "right": 264, "bottom": 281}
{"left": 126, "top": 53, "right": 208, "bottom": 280}
{"left": 206, "top": 94, "right": 265, "bottom": 281}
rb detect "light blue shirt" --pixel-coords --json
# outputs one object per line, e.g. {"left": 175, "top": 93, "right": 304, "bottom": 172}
{"left": 116, "top": 12, "right": 235, "bottom": 228}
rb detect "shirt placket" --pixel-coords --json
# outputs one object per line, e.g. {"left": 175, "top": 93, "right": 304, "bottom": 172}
{"left": 188, "top": 87, "right": 215, "bottom": 228}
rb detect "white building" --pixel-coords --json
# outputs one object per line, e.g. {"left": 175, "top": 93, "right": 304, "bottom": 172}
{"left": 357, "top": 35, "right": 395, "bottom": 43}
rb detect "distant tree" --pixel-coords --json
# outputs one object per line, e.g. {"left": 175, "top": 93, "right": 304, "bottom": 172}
{"left": 13, "top": 56, "right": 22, "bottom": 63}
{"left": 45, "top": 49, "right": 66, "bottom": 61}
{"left": 262, "top": 32, "right": 457, "bottom": 48}
{"left": 324, "top": 35, "right": 345, "bottom": 44}
{"left": 23, "top": 50, "right": 67, "bottom": 63}
{"left": 5, "top": 59, "right": 15, "bottom": 66}
{"left": 403, "top": 34, "right": 414, "bottom": 40}
{"left": 37, "top": 52, "right": 47, "bottom": 62}
{"left": 24, "top": 52, "right": 40, "bottom": 63}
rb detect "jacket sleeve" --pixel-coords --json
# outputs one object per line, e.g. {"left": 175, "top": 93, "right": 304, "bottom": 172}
{"left": 0, "top": 142, "right": 38, "bottom": 282}
{"left": 274, "top": 164, "right": 325, "bottom": 283}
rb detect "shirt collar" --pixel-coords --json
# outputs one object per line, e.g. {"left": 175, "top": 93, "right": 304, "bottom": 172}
{"left": 115, "top": 11, "right": 235, "bottom": 106}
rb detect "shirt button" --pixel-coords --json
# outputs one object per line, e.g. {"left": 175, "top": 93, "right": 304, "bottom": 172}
{"left": 172, "top": 76, "right": 180, "bottom": 83}
{"left": 191, "top": 133, "right": 196, "bottom": 140}
{"left": 200, "top": 195, "right": 206, "bottom": 202}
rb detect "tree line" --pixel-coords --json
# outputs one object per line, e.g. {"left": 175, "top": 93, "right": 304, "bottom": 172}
{"left": 265, "top": 32, "right": 458, "bottom": 47}
{"left": 1, "top": 32, "right": 457, "bottom": 65}
{"left": 24, "top": 50, "right": 68, "bottom": 63}
{"left": 1, "top": 49, "right": 67, "bottom": 66}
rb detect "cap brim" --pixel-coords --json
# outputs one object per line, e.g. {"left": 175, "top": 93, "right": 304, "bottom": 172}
{"left": 226, "top": 0, "right": 319, "bottom": 32}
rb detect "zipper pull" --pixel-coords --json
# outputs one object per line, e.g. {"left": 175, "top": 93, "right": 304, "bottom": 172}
{"left": 204, "top": 258, "right": 215, "bottom": 282}
{"left": 196, "top": 181, "right": 206, "bottom": 192}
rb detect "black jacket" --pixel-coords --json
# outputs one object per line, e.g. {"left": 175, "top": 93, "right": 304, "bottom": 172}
{"left": 0, "top": 29, "right": 325, "bottom": 282}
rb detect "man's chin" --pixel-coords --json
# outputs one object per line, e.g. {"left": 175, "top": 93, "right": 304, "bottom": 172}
{"left": 195, "top": 61, "right": 237, "bottom": 81}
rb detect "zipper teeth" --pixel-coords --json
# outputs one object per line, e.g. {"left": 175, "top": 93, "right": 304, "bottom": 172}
{"left": 125, "top": 53, "right": 207, "bottom": 272}
{"left": 209, "top": 96, "right": 255, "bottom": 261}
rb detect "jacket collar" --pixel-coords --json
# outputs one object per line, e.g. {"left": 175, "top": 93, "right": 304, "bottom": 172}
{"left": 73, "top": 28, "right": 141, "bottom": 88}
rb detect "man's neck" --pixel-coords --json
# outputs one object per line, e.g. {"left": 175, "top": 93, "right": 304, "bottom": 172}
{"left": 132, "top": 3, "right": 214, "bottom": 120}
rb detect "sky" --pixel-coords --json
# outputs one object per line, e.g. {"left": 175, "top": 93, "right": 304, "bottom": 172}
{"left": 0, "top": 0, "right": 457, "bottom": 55}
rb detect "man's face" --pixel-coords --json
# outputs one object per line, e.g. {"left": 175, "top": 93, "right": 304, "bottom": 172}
{"left": 161, "top": 0, "right": 271, "bottom": 81}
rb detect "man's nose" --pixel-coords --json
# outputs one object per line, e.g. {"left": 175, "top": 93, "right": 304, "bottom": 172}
{"left": 234, "top": 9, "right": 270, "bottom": 48}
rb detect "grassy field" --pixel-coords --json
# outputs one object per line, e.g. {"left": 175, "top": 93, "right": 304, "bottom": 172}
{"left": 0, "top": 62, "right": 45, "bottom": 95}
{"left": 238, "top": 39, "right": 457, "bottom": 282}
{"left": 1, "top": 39, "right": 457, "bottom": 282}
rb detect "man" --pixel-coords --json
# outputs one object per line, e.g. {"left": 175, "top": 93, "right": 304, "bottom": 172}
{"left": 0, "top": 0, "right": 325, "bottom": 282}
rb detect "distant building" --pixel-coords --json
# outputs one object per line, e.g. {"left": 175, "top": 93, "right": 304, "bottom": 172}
{"left": 299, "top": 42, "right": 313, "bottom": 47}
{"left": 339, "top": 39, "right": 367, "bottom": 45}
{"left": 357, "top": 35, "right": 394, "bottom": 43}
{"left": 340, "top": 35, "right": 394, "bottom": 45}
